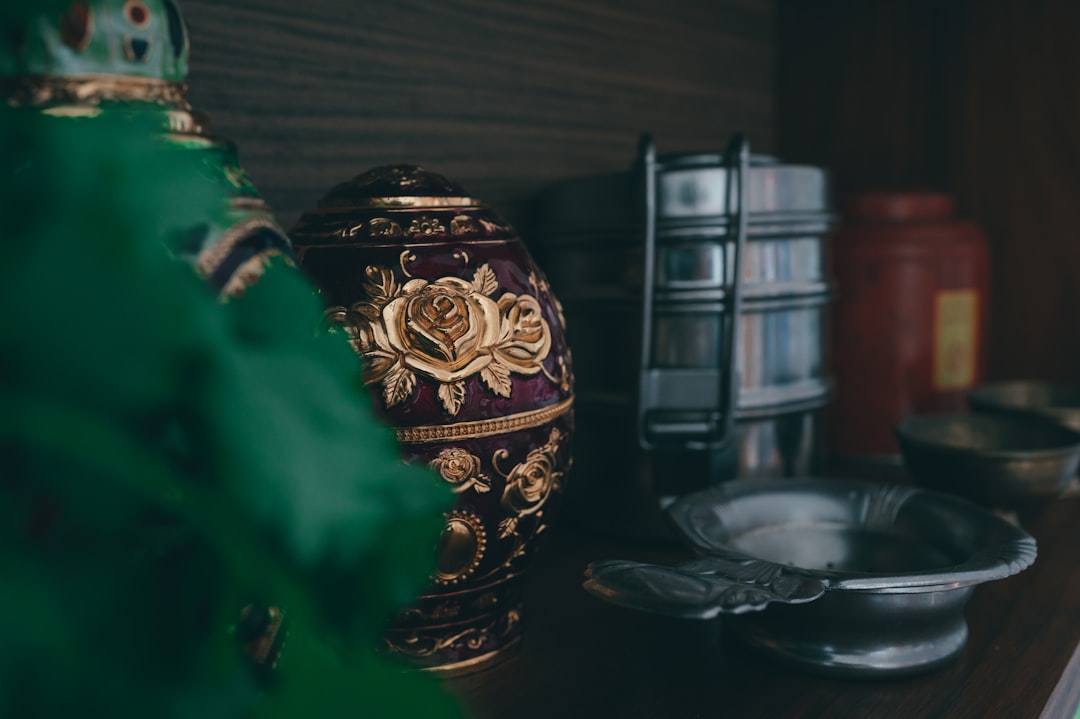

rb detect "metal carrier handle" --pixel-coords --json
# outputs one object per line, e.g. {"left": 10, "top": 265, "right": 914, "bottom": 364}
{"left": 637, "top": 132, "right": 750, "bottom": 453}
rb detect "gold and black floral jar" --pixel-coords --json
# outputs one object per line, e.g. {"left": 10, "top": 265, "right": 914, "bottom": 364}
{"left": 290, "top": 165, "right": 574, "bottom": 675}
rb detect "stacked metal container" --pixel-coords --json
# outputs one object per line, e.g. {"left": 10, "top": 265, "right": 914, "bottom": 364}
{"left": 529, "top": 135, "right": 833, "bottom": 537}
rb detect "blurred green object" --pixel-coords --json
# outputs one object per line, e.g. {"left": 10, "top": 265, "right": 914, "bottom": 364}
{"left": 0, "top": 0, "right": 293, "bottom": 298}
{"left": 0, "top": 103, "right": 460, "bottom": 719}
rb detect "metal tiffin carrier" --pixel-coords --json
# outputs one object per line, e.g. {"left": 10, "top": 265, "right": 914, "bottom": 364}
{"left": 637, "top": 134, "right": 748, "bottom": 456}
{"left": 529, "top": 133, "right": 834, "bottom": 538}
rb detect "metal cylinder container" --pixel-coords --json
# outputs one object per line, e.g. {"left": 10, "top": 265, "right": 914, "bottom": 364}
{"left": 529, "top": 135, "right": 832, "bottom": 537}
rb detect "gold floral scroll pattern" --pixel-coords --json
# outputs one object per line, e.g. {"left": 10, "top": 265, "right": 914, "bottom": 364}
{"left": 408, "top": 216, "right": 445, "bottom": 237}
{"left": 528, "top": 270, "right": 573, "bottom": 393}
{"left": 390, "top": 608, "right": 521, "bottom": 661}
{"left": 429, "top": 448, "right": 491, "bottom": 494}
{"left": 450, "top": 214, "right": 478, "bottom": 236}
{"left": 528, "top": 270, "right": 567, "bottom": 333}
{"left": 325, "top": 262, "right": 554, "bottom": 416}
{"left": 368, "top": 217, "right": 403, "bottom": 238}
{"left": 496, "top": 427, "right": 565, "bottom": 539}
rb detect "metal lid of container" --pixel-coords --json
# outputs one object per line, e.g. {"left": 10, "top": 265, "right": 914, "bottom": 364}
{"left": 531, "top": 148, "right": 831, "bottom": 239}
{"left": 657, "top": 153, "right": 830, "bottom": 219}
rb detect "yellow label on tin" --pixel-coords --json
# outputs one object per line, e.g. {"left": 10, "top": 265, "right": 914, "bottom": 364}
{"left": 934, "top": 290, "right": 979, "bottom": 390}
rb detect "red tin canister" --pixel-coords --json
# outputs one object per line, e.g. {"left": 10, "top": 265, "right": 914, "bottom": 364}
{"left": 826, "top": 191, "right": 990, "bottom": 460}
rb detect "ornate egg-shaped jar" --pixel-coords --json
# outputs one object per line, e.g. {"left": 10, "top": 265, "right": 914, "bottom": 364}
{"left": 0, "top": 0, "right": 293, "bottom": 297}
{"left": 291, "top": 165, "right": 574, "bottom": 674}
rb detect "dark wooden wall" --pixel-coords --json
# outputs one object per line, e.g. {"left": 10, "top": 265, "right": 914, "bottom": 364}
{"left": 777, "top": 0, "right": 1080, "bottom": 382}
{"left": 183, "top": 0, "right": 774, "bottom": 229}
{"left": 183, "top": 0, "right": 1078, "bottom": 381}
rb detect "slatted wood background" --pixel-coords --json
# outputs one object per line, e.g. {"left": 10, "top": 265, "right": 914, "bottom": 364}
{"left": 183, "top": 0, "right": 774, "bottom": 229}
{"left": 183, "top": 0, "right": 1077, "bottom": 380}
{"left": 777, "top": 0, "right": 1080, "bottom": 382}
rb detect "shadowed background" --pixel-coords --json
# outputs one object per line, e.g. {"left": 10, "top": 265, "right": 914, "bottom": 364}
{"left": 184, "top": 0, "right": 1079, "bottom": 383}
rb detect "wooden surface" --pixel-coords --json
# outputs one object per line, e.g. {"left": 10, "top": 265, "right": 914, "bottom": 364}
{"left": 447, "top": 495, "right": 1080, "bottom": 719}
{"left": 776, "top": 0, "right": 1080, "bottom": 384}
{"left": 182, "top": 0, "right": 774, "bottom": 229}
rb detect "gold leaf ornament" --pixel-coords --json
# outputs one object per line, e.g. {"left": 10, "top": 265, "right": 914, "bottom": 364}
{"left": 497, "top": 517, "right": 519, "bottom": 539}
{"left": 383, "top": 363, "right": 417, "bottom": 408}
{"left": 472, "top": 263, "right": 499, "bottom": 296}
{"left": 364, "top": 265, "right": 397, "bottom": 301}
{"left": 361, "top": 349, "right": 398, "bottom": 385}
{"left": 437, "top": 381, "right": 466, "bottom": 416}
{"left": 480, "top": 362, "right": 512, "bottom": 398}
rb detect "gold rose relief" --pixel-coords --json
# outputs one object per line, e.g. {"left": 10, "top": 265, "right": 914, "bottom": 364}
{"left": 495, "top": 427, "right": 565, "bottom": 539}
{"left": 326, "top": 261, "right": 566, "bottom": 416}
{"left": 429, "top": 448, "right": 491, "bottom": 494}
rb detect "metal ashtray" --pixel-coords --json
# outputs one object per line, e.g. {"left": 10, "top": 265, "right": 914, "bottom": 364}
{"left": 968, "top": 380, "right": 1080, "bottom": 432}
{"left": 895, "top": 413, "right": 1080, "bottom": 506}
{"left": 584, "top": 478, "right": 1036, "bottom": 677}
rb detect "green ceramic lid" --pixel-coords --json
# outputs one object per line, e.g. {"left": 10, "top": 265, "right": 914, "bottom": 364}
{"left": 0, "top": 0, "right": 190, "bottom": 83}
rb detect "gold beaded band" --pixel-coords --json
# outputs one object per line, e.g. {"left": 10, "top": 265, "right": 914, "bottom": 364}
{"left": 2, "top": 74, "right": 189, "bottom": 108}
{"left": 395, "top": 396, "right": 574, "bottom": 444}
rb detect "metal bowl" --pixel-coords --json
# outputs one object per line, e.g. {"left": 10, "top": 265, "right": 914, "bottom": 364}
{"left": 585, "top": 478, "right": 1036, "bottom": 677}
{"left": 895, "top": 413, "right": 1080, "bottom": 507}
{"left": 968, "top": 380, "right": 1080, "bottom": 432}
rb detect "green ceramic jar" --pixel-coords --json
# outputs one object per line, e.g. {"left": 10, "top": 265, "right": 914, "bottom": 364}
{"left": 0, "top": 0, "right": 293, "bottom": 296}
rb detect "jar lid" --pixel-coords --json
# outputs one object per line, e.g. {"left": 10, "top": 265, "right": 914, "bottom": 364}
{"left": 840, "top": 191, "right": 956, "bottom": 221}
{"left": 291, "top": 165, "right": 520, "bottom": 245}
{"left": 316, "top": 165, "right": 484, "bottom": 211}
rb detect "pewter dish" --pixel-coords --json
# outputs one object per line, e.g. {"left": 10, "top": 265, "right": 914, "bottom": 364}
{"left": 585, "top": 478, "right": 1036, "bottom": 677}
{"left": 895, "top": 413, "right": 1080, "bottom": 507}
{"left": 584, "top": 556, "right": 826, "bottom": 620}
{"left": 968, "top": 380, "right": 1080, "bottom": 432}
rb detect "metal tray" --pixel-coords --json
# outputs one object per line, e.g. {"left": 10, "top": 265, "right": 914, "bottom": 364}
{"left": 584, "top": 478, "right": 1036, "bottom": 677}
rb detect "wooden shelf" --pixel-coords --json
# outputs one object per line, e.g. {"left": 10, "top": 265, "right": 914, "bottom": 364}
{"left": 448, "top": 495, "right": 1080, "bottom": 718}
